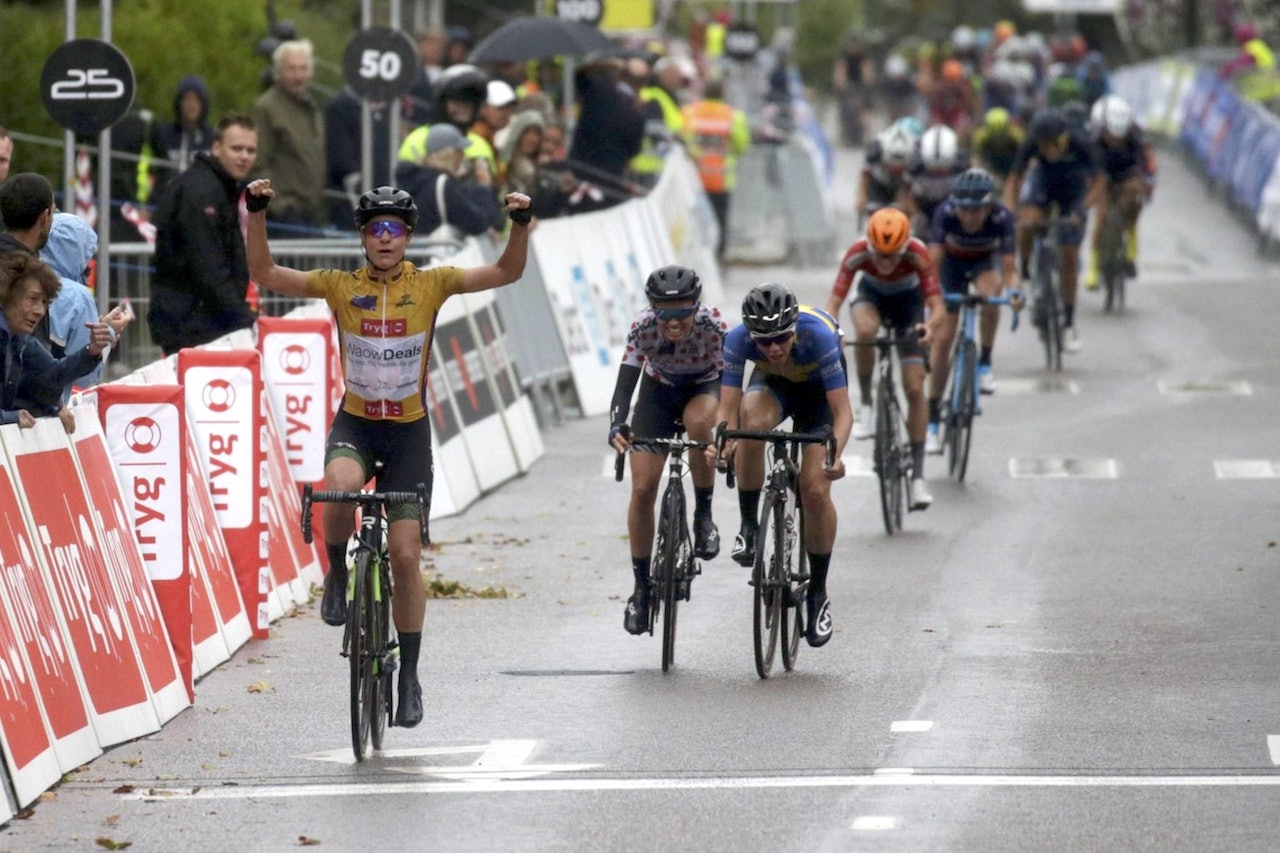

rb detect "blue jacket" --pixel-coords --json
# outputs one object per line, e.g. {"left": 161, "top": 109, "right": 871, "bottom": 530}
{"left": 0, "top": 317, "right": 100, "bottom": 423}
{"left": 40, "top": 213, "right": 107, "bottom": 398}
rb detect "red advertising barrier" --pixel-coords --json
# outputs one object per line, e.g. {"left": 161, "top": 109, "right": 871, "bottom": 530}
{"left": 3, "top": 419, "right": 160, "bottom": 748}
{"left": 69, "top": 407, "right": 189, "bottom": 723}
{"left": 179, "top": 349, "right": 270, "bottom": 638}
{"left": 96, "top": 385, "right": 193, "bottom": 700}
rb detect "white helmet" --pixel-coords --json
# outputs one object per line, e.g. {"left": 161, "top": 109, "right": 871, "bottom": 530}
{"left": 920, "top": 124, "right": 959, "bottom": 169}
{"left": 1093, "top": 94, "right": 1133, "bottom": 136}
{"left": 879, "top": 125, "right": 916, "bottom": 166}
{"left": 884, "top": 53, "right": 910, "bottom": 78}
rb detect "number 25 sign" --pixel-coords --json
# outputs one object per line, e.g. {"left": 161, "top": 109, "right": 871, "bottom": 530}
{"left": 40, "top": 39, "right": 136, "bottom": 135}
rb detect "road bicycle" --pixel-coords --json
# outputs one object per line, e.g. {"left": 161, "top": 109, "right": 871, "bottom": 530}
{"left": 302, "top": 480, "right": 429, "bottom": 761}
{"left": 1096, "top": 192, "right": 1129, "bottom": 313}
{"left": 848, "top": 329, "right": 920, "bottom": 535}
{"left": 715, "top": 424, "right": 836, "bottom": 678}
{"left": 614, "top": 432, "right": 707, "bottom": 672}
{"left": 1030, "top": 209, "right": 1071, "bottom": 372}
{"left": 940, "top": 286, "right": 1019, "bottom": 482}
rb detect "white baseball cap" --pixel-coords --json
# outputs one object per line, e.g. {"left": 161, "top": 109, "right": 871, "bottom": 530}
{"left": 486, "top": 80, "right": 517, "bottom": 107}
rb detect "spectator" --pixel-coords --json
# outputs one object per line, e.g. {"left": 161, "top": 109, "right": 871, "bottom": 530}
{"left": 499, "top": 110, "right": 545, "bottom": 196}
{"left": 632, "top": 56, "right": 687, "bottom": 189}
{"left": 540, "top": 120, "right": 567, "bottom": 164}
{"left": 398, "top": 64, "right": 489, "bottom": 167}
{"left": 682, "top": 76, "right": 750, "bottom": 258}
{"left": 470, "top": 80, "right": 519, "bottom": 185}
{"left": 151, "top": 75, "right": 215, "bottom": 189}
{"left": 395, "top": 124, "right": 504, "bottom": 239}
{"left": 0, "top": 127, "right": 12, "bottom": 183}
{"left": 0, "top": 172, "right": 53, "bottom": 257}
{"left": 445, "top": 26, "right": 473, "bottom": 67}
{"left": 568, "top": 56, "right": 646, "bottom": 208}
{"left": 0, "top": 252, "right": 112, "bottom": 430}
{"left": 251, "top": 39, "right": 326, "bottom": 231}
{"left": 1220, "top": 22, "right": 1275, "bottom": 79}
{"left": 326, "top": 86, "right": 394, "bottom": 230}
{"left": 38, "top": 213, "right": 131, "bottom": 398}
{"left": 149, "top": 115, "right": 259, "bottom": 355}
{"left": 405, "top": 27, "right": 446, "bottom": 126}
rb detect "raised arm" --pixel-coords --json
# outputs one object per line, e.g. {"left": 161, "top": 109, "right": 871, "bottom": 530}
{"left": 460, "top": 193, "right": 532, "bottom": 293}
{"left": 245, "top": 179, "right": 311, "bottom": 297}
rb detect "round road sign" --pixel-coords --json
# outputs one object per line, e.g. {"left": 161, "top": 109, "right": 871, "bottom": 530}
{"left": 342, "top": 28, "right": 418, "bottom": 101}
{"left": 40, "top": 39, "right": 136, "bottom": 135}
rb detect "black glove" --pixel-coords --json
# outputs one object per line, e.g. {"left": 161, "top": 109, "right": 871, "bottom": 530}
{"left": 508, "top": 205, "right": 532, "bottom": 225}
{"left": 245, "top": 191, "right": 270, "bottom": 213}
{"left": 608, "top": 423, "right": 631, "bottom": 446}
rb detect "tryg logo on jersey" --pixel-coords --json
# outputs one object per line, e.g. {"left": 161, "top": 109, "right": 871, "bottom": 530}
{"left": 124, "top": 416, "right": 162, "bottom": 453}
{"left": 360, "top": 318, "right": 408, "bottom": 337}
{"left": 279, "top": 344, "right": 311, "bottom": 375}
{"left": 202, "top": 379, "right": 236, "bottom": 413}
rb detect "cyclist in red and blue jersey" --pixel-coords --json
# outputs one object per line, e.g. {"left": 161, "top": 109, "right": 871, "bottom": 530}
{"left": 1003, "top": 107, "right": 1104, "bottom": 353}
{"left": 826, "top": 207, "right": 942, "bottom": 510}
{"left": 711, "top": 283, "right": 851, "bottom": 648}
{"left": 926, "top": 168, "right": 1021, "bottom": 451}
{"left": 608, "top": 264, "right": 729, "bottom": 635}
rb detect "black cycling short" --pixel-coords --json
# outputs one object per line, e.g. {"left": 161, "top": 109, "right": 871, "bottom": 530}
{"left": 939, "top": 254, "right": 1000, "bottom": 312}
{"left": 630, "top": 373, "right": 719, "bottom": 451}
{"left": 325, "top": 409, "right": 433, "bottom": 522}
{"left": 746, "top": 364, "right": 846, "bottom": 434}
{"left": 852, "top": 284, "right": 927, "bottom": 358}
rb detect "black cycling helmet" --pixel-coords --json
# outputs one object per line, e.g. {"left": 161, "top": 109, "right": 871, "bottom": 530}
{"left": 437, "top": 63, "right": 489, "bottom": 106}
{"left": 950, "top": 168, "right": 996, "bottom": 208}
{"left": 741, "top": 283, "right": 799, "bottom": 335}
{"left": 1030, "top": 107, "right": 1068, "bottom": 142}
{"left": 644, "top": 264, "right": 702, "bottom": 303}
{"left": 353, "top": 186, "right": 418, "bottom": 231}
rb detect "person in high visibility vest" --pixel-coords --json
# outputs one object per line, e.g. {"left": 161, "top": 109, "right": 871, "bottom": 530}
{"left": 631, "top": 57, "right": 687, "bottom": 189}
{"left": 681, "top": 77, "right": 749, "bottom": 259}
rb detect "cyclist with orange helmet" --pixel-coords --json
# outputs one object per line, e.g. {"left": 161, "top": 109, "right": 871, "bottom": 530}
{"left": 826, "top": 207, "right": 943, "bottom": 510}
{"left": 925, "top": 58, "right": 979, "bottom": 140}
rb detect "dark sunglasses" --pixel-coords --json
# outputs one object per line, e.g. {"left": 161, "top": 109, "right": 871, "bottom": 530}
{"left": 751, "top": 331, "right": 794, "bottom": 348}
{"left": 364, "top": 220, "right": 409, "bottom": 239}
{"left": 653, "top": 304, "right": 698, "bottom": 321}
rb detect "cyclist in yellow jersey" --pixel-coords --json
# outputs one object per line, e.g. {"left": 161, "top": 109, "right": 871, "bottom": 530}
{"left": 245, "top": 180, "right": 531, "bottom": 727}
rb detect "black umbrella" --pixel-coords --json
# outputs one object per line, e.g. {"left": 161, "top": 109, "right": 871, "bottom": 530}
{"left": 468, "top": 17, "right": 615, "bottom": 63}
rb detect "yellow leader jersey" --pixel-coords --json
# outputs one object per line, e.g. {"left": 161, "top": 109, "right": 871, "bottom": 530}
{"left": 305, "top": 262, "right": 465, "bottom": 422}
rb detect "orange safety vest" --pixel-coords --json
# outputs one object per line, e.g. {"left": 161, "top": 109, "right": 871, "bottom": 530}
{"left": 685, "top": 101, "right": 736, "bottom": 193}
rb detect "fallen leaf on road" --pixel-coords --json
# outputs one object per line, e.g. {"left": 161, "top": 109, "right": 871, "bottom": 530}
{"left": 95, "top": 838, "right": 132, "bottom": 850}
{"left": 247, "top": 681, "right": 275, "bottom": 694}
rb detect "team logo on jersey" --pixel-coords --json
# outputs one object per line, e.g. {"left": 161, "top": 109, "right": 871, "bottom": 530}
{"left": 394, "top": 292, "right": 416, "bottom": 308}
{"left": 351, "top": 294, "right": 377, "bottom": 310}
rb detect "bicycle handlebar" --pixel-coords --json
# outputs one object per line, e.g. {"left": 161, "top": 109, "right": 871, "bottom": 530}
{"left": 613, "top": 436, "right": 711, "bottom": 482}
{"left": 845, "top": 327, "right": 924, "bottom": 350}
{"left": 943, "top": 291, "right": 1022, "bottom": 332}
{"left": 301, "top": 482, "right": 431, "bottom": 546}
{"left": 715, "top": 423, "right": 837, "bottom": 469}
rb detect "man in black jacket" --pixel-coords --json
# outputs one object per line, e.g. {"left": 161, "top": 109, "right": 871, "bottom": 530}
{"left": 149, "top": 114, "right": 259, "bottom": 355}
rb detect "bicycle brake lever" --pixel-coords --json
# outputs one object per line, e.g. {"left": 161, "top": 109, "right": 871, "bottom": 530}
{"left": 301, "top": 484, "right": 314, "bottom": 544}
{"left": 614, "top": 451, "right": 626, "bottom": 482}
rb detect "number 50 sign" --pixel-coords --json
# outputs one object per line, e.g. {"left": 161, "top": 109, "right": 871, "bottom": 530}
{"left": 342, "top": 27, "right": 418, "bottom": 102}
{"left": 40, "top": 39, "right": 136, "bottom": 135}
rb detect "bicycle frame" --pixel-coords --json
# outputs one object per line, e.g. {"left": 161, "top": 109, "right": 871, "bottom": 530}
{"left": 941, "top": 287, "right": 1017, "bottom": 482}
{"left": 1031, "top": 211, "right": 1071, "bottom": 371}
{"left": 848, "top": 330, "right": 917, "bottom": 533}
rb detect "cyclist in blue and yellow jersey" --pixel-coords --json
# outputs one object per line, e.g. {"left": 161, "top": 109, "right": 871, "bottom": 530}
{"left": 925, "top": 168, "right": 1021, "bottom": 450}
{"left": 1085, "top": 95, "right": 1155, "bottom": 290}
{"left": 711, "top": 284, "right": 851, "bottom": 648}
{"left": 826, "top": 207, "right": 943, "bottom": 510}
{"left": 245, "top": 182, "right": 532, "bottom": 729}
{"left": 1003, "top": 107, "right": 1103, "bottom": 353}
{"left": 608, "top": 265, "right": 730, "bottom": 635}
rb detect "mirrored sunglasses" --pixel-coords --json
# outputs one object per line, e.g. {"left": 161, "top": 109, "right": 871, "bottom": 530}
{"left": 653, "top": 304, "right": 698, "bottom": 321}
{"left": 364, "top": 220, "right": 409, "bottom": 239}
{"left": 751, "top": 331, "right": 794, "bottom": 348}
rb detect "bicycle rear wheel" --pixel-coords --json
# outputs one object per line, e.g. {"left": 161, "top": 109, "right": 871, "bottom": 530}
{"left": 369, "top": 558, "right": 391, "bottom": 750}
{"left": 780, "top": 505, "right": 805, "bottom": 672}
{"left": 948, "top": 340, "right": 977, "bottom": 482}
{"left": 1099, "top": 209, "right": 1126, "bottom": 314}
{"left": 348, "top": 550, "right": 373, "bottom": 761}
{"left": 753, "top": 490, "right": 784, "bottom": 678}
{"left": 658, "top": 485, "right": 684, "bottom": 673}
{"left": 1037, "top": 267, "right": 1062, "bottom": 371}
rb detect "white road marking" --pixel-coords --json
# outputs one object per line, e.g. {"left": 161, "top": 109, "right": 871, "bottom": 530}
{"left": 300, "top": 739, "right": 594, "bottom": 780}
{"left": 125, "top": 772, "right": 1280, "bottom": 801}
{"left": 1157, "top": 379, "right": 1253, "bottom": 395}
{"left": 1008, "top": 458, "right": 1118, "bottom": 479}
{"left": 874, "top": 768, "right": 915, "bottom": 775}
{"left": 998, "top": 378, "right": 1080, "bottom": 395}
{"left": 851, "top": 816, "right": 897, "bottom": 830}
{"left": 1269, "top": 736, "right": 1280, "bottom": 765}
{"left": 890, "top": 721, "right": 934, "bottom": 733}
{"left": 1214, "top": 460, "right": 1280, "bottom": 479}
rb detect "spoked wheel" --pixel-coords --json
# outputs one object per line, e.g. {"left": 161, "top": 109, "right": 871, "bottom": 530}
{"left": 1037, "top": 272, "right": 1062, "bottom": 372}
{"left": 948, "top": 340, "right": 977, "bottom": 482}
{"left": 658, "top": 488, "right": 684, "bottom": 672}
{"left": 369, "top": 562, "right": 391, "bottom": 751}
{"left": 874, "top": 395, "right": 903, "bottom": 534}
{"left": 1099, "top": 210, "right": 1127, "bottom": 314}
{"left": 780, "top": 507, "right": 805, "bottom": 672}
{"left": 752, "top": 491, "right": 784, "bottom": 678}
{"left": 348, "top": 551, "right": 373, "bottom": 761}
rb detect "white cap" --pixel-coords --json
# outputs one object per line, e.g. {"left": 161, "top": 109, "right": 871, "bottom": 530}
{"left": 486, "top": 80, "right": 517, "bottom": 107}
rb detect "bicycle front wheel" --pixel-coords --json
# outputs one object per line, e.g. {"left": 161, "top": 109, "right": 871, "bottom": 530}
{"left": 753, "top": 490, "right": 784, "bottom": 678}
{"left": 780, "top": 505, "right": 805, "bottom": 672}
{"left": 948, "top": 340, "right": 976, "bottom": 482}
{"left": 348, "top": 550, "right": 373, "bottom": 761}
{"left": 658, "top": 486, "right": 684, "bottom": 673}
{"left": 369, "top": 558, "right": 391, "bottom": 750}
{"left": 876, "top": 393, "right": 904, "bottom": 534}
